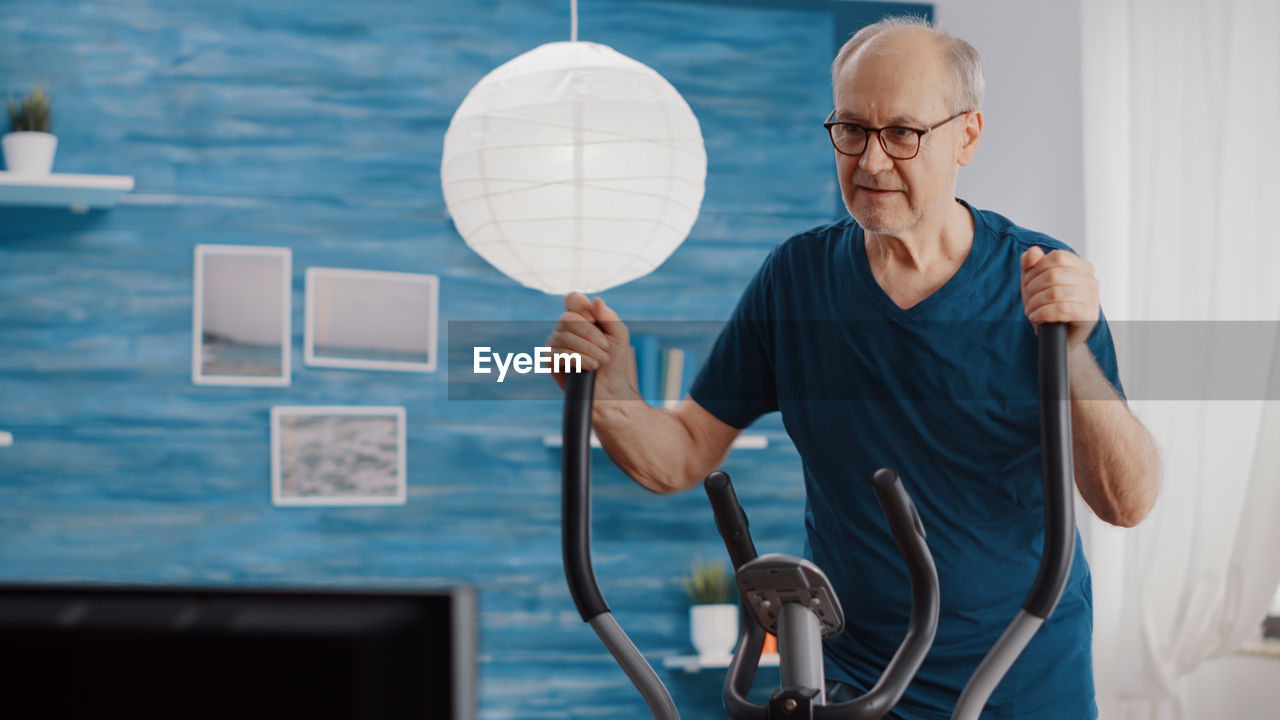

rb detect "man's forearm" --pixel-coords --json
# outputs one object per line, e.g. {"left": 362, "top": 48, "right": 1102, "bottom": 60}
{"left": 592, "top": 401, "right": 706, "bottom": 494}
{"left": 1068, "top": 346, "right": 1160, "bottom": 526}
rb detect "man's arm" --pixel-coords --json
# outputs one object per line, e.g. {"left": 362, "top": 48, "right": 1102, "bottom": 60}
{"left": 548, "top": 292, "right": 743, "bottom": 494}
{"left": 594, "top": 396, "right": 744, "bottom": 495}
{"left": 1068, "top": 346, "right": 1160, "bottom": 527}
{"left": 1021, "top": 246, "right": 1160, "bottom": 527}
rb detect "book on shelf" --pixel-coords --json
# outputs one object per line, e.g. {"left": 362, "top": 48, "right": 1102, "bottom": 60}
{"left": 633, "top": 334, "right": 661, "bottom": 405}
{"left": 680, "top": 348, "right": 698, "bottom": 399}
{"left": 636, "top": 339, "right": 702, "bottom": 409}
{"left": 661, "top": 348, "right": 683, "bottom": 409}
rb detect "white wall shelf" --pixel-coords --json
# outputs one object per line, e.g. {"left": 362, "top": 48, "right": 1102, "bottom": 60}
{"left": 1237, "top": 638, "right": 1280, "bottom": 658}
{"left": 662, "top": 652, "right": 779, "bottom": 674}
{"left": 0, "top": 171, "right": 135, "bottom": 212}
{"left": 543, "top": 433, "right": 767, "bottom": 450}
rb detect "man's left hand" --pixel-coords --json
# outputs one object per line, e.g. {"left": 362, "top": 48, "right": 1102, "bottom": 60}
{"left": 1020, "top": 246, "right": 1099, "bottom": 348}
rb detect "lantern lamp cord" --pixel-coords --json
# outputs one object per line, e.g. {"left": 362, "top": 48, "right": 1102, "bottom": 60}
{"left": 571, "top": 0, "right": 578, "bottom": 42}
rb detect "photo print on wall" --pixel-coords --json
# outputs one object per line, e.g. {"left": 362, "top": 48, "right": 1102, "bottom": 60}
{"left": 271, "top": 406, "right": 407, "bottom": 507}
{"left": 192, "top": 244, "right": 292, "bottom": 386}
{"left": 305, "top": 268, "right": 439, "bottom": 373}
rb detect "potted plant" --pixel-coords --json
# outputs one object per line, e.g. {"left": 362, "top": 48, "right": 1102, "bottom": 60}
{"left": 4, "top": 87, "right": 56, "bottom": 175}
{"left": 683, "top": 557, "right": 739, "bottom": 659}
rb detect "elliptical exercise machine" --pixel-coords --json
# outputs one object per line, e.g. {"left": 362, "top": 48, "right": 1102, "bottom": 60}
{"left": 560, "top": 324, "right": 1077, "bottom": 719}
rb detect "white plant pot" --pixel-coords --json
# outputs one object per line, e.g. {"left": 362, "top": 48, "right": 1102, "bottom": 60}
{"left": 689, "top": 603, "right": 739, "bottom": 659}
{"left": 2, "top": 131, "right": 58, "bottom": 175}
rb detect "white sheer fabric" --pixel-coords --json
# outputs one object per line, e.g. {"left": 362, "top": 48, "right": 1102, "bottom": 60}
{"left": 1080, "top": 0, "right": 1280, "bottom": 717}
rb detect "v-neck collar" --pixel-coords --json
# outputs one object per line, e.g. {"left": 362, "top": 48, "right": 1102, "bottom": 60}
{"left": 848, "top": 199, "right": 986, "bottom": 320}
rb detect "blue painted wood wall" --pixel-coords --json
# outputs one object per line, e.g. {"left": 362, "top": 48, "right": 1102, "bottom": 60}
{"left": 0, "top": 1, "right": 928, "bottom": 717}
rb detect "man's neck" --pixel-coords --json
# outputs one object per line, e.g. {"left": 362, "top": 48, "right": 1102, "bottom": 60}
{"left": 865, "top": 199, "right": 974, "bottom": 278}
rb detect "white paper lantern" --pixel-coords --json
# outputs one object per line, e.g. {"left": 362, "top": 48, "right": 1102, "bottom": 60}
{"left": 441, "top": 41, "right": 707, "bottom": 295}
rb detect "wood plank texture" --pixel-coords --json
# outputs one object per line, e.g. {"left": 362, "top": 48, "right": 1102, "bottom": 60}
{"left": 0, "top": 1, "right": 928, "bottom": 717}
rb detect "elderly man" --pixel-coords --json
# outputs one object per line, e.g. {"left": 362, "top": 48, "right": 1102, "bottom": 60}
{"left": 548, "top": 16, "right": 1158, "bottom": 720}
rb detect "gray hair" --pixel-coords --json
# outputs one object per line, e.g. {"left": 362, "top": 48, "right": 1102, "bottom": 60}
{"left": 830, "top": 15, "right": 985, "bottom": 113}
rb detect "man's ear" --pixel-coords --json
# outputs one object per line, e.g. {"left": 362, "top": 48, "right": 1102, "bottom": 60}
{"left": 956, "top": 110, "right": 983, "bottom": 166}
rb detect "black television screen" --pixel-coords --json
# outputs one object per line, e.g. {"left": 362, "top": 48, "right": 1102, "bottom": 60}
{"left": 0, "top": 583, "right": 476, "bottom": 720}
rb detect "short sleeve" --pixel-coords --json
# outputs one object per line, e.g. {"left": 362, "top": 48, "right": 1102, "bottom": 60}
{"left": 1026, "top": 236, "right": 1126, "bottom": 401}
{"left": 687, "top": 249, "right": 781, "bottom": 429}
{"left": 1086, "top": 309, "right": 1126, "bottom": 400}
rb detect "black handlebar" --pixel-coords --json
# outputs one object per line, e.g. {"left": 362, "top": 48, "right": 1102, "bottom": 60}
{"left": 723, "top": 621, "right": 770, "bottom": 720}
{"left": 705, "top": 471, "right": 759, "bottom": 571}
{"left": 707, "top": 469, "right": 939, "bottom": 720}
{"left": 822, "top": 469, "right": 939, "bottom": 719}
{"left": 562, "top": 369, "right": 609, "bottom": 622}
{"left": 704, "top": 471, "right": 768, "bottom": 720}
{"left": 1023, "top": 323, "right": 1075, "bottom": 619}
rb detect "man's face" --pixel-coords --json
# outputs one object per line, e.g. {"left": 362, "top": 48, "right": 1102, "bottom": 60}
{"left": 832, "top": 30, "right": 976, "bottom": 236}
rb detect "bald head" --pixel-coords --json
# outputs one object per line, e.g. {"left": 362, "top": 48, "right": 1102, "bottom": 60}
{"left": 826, "top": 16, "right": 985, "bottom": 240}
{"left": 832, "top": 17, "right": 984, "bottom": 114}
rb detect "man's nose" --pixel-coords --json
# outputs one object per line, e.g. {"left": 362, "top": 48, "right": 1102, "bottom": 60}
{"left": 858, "top": 131, "right": 895, "bottom": 173}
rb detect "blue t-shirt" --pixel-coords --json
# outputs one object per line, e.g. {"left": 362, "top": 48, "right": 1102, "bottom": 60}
{"left": 688, "top": 201, "right": 1122, "bottom": 720}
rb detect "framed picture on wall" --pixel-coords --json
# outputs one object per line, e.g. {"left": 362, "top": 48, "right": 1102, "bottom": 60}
{"left": 192, "top": 244, "right": 292, "bottom": 386}
{"left": 305, "top": 268, "right": 439, "bottom": 372}
{"left": 271, "top": 406, "right": 407, "bottom": 507}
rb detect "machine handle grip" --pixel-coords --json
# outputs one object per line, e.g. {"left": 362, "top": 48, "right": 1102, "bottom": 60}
{"left": 704, "top": 471, "right": 760, "bottom": 571}
{"left": 706, "top": 471, "right": 769, "bottom": 720}
{"left": 814, "top": 469, "right": 940, "bottom": 719}
{"left": 562, "top": 370, "right": 609, "bottom": 622}
{"left": 716, "top": 468, "right": 940, "bottom": 720}
{"left": 722, "top": 617, "right": 769, "bottom": 720}
{"left": 1022, "top": 323, "right": 1075, "bottom": 619}
{"left": 950, "top": 323, "right": 1078, "bottom": 720}
{"left": 871, "top": 467, "right": 928, "bottom": 543}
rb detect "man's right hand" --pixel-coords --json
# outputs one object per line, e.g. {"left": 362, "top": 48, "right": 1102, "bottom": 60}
{"left": 545, "top": 292, "right": 743, "bottom": 493}
{"left": 546, "top": 292, "right": 639, "bottom": 402}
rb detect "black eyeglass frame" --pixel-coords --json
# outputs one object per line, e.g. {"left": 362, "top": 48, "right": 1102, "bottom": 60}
{"left": 823, "top": 109, "right": 972, "bottom": 160}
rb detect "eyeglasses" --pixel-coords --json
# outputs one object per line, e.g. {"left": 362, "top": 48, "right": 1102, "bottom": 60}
{"left": 823, "top": 109, "right": 971, "bottom": 160}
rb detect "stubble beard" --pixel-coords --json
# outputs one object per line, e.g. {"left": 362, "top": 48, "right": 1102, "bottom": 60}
{"left": 845, "top": 187, "right": 956, "bottom": 238}
{"left": 844, "top": 193, "right": 917, "bottom": 236}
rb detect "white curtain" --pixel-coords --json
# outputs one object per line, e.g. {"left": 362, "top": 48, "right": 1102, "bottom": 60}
{"left": 1080, "top": 0, "right": 1280, "bottom": 718}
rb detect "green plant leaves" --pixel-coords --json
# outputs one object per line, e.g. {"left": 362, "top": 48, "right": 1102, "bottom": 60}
{"left": 682, "top": 557, "right": 736, "bottom": 605}
{"left": 8, "top": 87, "right": 52, "bottom": 133}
